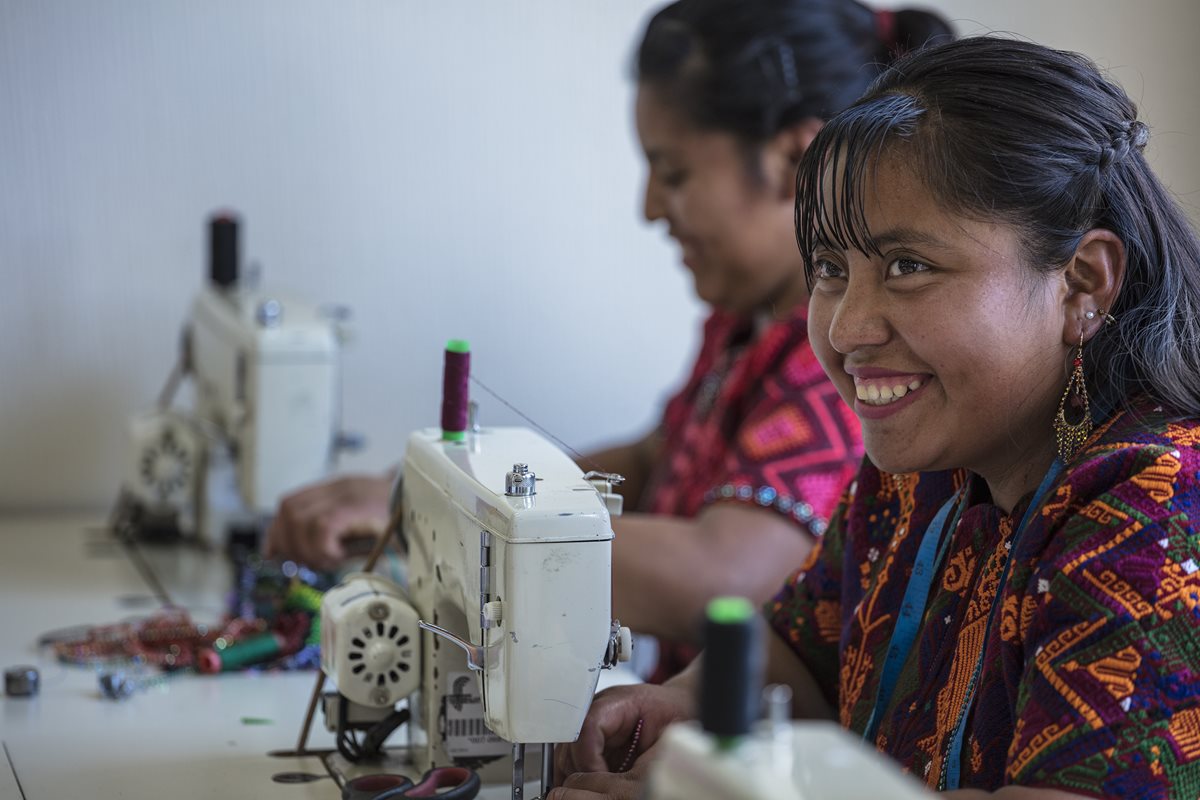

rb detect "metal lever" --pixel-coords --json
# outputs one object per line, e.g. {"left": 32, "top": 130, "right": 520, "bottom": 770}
{"left": 417, "top": 621, "right": 485, "bottom": 671}
{"left": 581, "top": 470, "right": 625, "bottom": 486}
{"left": 583, "top": 471, "right": 626, "bottom": 517}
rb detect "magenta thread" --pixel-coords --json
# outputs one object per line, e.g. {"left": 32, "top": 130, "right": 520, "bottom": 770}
{"left": 441, "top": 341, "right": 470, "bottom": 439}
{"left": 618, "top": 718, "right": 644, "bottom": 772}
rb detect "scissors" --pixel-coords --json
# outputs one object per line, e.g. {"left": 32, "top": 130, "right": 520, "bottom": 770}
{"left": 342, "top": 767, "right": 481, "bottom": 800}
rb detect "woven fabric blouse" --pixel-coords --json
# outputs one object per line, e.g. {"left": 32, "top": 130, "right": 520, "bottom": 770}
{"left": 768, "top": 398, "right": 1200, "bottom": 797}
{"left": 640, "top": 307, "right": 862, "bottom": 682}
{"left": 640, "top": 308, "right": 862, "bottom": 531}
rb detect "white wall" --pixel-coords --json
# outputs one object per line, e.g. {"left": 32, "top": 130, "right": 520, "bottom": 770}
{"left": 2, "top": 1, "right": 1198, "bottom": 511}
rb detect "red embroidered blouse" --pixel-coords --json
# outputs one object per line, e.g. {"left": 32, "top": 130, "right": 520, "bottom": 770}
{"left": 638, "top": 308, "right": 863, "bottom": 679}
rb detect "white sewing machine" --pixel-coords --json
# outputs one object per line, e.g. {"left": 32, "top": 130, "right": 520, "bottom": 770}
{"left": 121, "top": 213, "right": 356, "bottom": 547}
{"left": 319, "top": 425, "right": 631, "bottom": 799}
{"left": 646, "top": 718, "right": 932, "bottom": 800}
{"left": 644, "top": 599, "right": 931, "bottom": 800}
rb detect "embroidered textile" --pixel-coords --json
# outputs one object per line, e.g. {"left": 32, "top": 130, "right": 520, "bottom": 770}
{"left": 768, "top": 399, "right": 1200, "bottom": 796}
{"left": 642, "top": 308, "right": 862, "bottom": 681}
{"left": 641, "top": 308, "right": 861, "bottom": 529}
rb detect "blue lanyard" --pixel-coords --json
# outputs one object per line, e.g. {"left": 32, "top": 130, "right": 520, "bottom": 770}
{"left": 861, "top": 460, "right": 1065, "bottom": 788}
{"left": 861, "top": 482, "right": 967, "bottom": 744}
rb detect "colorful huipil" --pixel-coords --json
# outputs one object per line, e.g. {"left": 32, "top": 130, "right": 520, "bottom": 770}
{"left": 641, "top": 308, "right": 863, "bottom": 679}
{"left": 768, "top": 398, "right": 1200, "bottom": 797}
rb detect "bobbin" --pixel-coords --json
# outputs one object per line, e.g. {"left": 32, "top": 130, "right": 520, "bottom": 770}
{"left": 5, "top": 665, "right": 40, "bottom": 697}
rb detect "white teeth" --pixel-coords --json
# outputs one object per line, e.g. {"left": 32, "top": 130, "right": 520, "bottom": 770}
{"left": 852, "top": 376, "right": 925, "bottom": 406}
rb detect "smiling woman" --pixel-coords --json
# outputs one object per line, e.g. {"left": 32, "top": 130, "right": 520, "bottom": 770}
{"left": 805, "top": 158, "right": 1070, "bottom": 509}
{"left": 556, "top": 35, "right": 1200, "bottom": 800}
{"left": 783, "top": 36, "right": 1200, "bottom": 794}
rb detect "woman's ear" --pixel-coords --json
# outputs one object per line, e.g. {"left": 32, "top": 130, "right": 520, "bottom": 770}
{"left": 1062, "top": 228, "right": 1126, "bottom": 345}
{"left": 769, "top": 117, "right": 824, "bottom": 200}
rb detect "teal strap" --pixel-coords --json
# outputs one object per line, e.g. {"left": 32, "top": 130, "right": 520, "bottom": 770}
{"left": 941, "top": 459, "right": 1064, "bottom": 789}
{"left": 862, "top": 484, "right": 966, "bottom": 744}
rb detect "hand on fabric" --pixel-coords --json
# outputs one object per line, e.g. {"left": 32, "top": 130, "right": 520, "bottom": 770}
{"left": 553, "top": 682, "right": 694, "bottom": 794}
{"left": 263, "top": 473, "right": 394, "bottom": 570}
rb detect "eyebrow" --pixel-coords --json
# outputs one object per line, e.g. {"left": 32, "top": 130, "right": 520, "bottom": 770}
{"left": 815, "top": 227, "right": 949, "bottom": 253}
{"left": 867, "top": 227, "right": 948, "bottom": 250}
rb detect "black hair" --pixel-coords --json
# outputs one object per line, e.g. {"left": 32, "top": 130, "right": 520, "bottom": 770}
{"left": 795, "top": 36, "right": 1200, "bottom": 418}
{"left": 634, "top": 0, "right": 953, "bottom": 145}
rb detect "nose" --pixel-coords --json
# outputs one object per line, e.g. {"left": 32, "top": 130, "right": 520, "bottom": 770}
{"left": 826, "top": 276, "right": 890, "bottom": 355}
{"left": 643, "top": 174, "right": 665, "bottom": 223}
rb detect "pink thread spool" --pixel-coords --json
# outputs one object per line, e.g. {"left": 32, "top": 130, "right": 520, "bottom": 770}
{"left": 441, "top": 340, "right": 470, "bottom": 441}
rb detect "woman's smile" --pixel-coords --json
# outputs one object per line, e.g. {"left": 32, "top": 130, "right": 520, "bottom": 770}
{"left": 849, "top": 373, "right": 931, "bottom": 418}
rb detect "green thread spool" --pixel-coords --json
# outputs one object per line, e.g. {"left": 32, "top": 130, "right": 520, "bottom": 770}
{"left": 284, "top": 580, "right": 323, "bottom": 614}
{"left": 199, "top": 633, "right": 283, "bottom": 673}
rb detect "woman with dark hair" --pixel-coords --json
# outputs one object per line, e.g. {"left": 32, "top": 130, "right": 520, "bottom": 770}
{"left": 265, "top": 0, "right": 951, "bottom": 679}
{"left": 554, "top": 36, "right": 1200, "bottom": 799}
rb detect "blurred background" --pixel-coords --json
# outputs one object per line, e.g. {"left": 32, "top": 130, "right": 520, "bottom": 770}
{"left": 2, "top": 0, "right": 1198, "bottom": 512}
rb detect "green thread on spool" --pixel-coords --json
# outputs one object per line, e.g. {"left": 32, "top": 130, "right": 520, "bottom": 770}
{"left": 445, "top": 339, "right": 470, "bottom": 353}
{"left": 284, "top": 580, "right": 323, "bottom": 614}
{"left": 306, "top": 617, "right": 321, "bottom": 647}
{"left": 707, "top": 596, "right": 755, "bottom": 625}
{"left": 213, "top": 633, "right": 282, "bottom": 671}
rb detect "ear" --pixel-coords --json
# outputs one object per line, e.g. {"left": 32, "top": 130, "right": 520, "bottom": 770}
{"left": 767, "top": 117, "right": 824, "bottom": 201}
{"left": 1061, "top": 228, "right": 1126, "bottom": 346}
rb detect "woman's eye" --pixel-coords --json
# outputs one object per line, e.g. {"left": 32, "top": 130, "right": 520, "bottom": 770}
{"left": 662, "top": 170, "right": 689, "bottom": 188}
{"left": 886, "top": 257, "right": 929, "bottom": 277}
{"left": 813, "top": 258, "right": 845, "bottom": 280}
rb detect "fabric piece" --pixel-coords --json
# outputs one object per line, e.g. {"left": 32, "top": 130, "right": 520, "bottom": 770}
{"left": 768, "top": 399, "right": 1200, "bottom": 797}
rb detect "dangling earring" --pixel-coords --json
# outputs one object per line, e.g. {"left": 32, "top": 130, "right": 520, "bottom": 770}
{"left": 1054, "top": 330, "right": 1092, "bottom": 463}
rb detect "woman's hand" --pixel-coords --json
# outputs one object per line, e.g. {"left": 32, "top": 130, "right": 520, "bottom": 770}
{"left": 547, "top": 750, "right": 655, "bottom": 800}
{"left": 551, "top": 682, "right": 694, "bottom": 798}
{"left": 263, "top": 473, "right": 394, "bottom": 569}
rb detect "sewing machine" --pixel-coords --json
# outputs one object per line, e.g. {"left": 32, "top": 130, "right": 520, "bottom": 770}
{"left": 319, "top": 424, "right": 632, "bottom": 799}
{"left": 646, "top": 719, "right": 932, "bottom": 799}
{"left": 644, "top": 599, "right": 930, "bottom": 800}
{"left": 122, "top": 213, "right": 356, "bottom": 546}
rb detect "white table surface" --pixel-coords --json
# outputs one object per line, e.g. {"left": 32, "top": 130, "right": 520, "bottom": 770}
{"left": 0, "top": 514, "right": 632, "bottom": 800}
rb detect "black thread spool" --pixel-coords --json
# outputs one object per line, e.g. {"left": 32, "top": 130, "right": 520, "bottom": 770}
{"left": 5, "top": 665, "right": 40, "bottom": 697}
{"left": 209, "top": 212, "right": 239, "bottom": 288}
{"left": 699, "top": 596, "right": 764, "bottom": 749}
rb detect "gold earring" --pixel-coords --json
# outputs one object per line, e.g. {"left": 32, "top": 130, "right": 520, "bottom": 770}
{"left": 1054, "top": 331, "right": 1092, "bottom": 463}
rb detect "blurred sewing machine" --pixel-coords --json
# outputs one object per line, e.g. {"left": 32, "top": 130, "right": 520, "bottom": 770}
{"left": 645, "top": 599, "right": 930, "bottom": 800}
{"left": 309, "top": 343, "right": 631, "bottom": 799}
{"left": 117, "top": 212, "right": 359, "bottom": 548}
{"left": 647, "top": 718, "right": 932, "bottom": 799}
